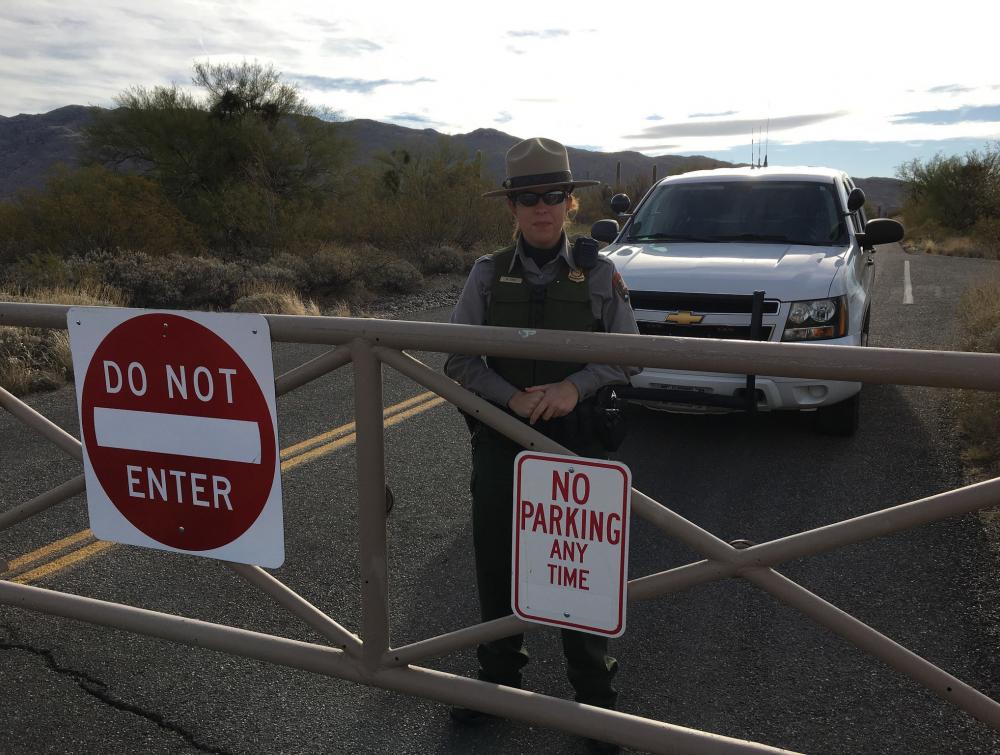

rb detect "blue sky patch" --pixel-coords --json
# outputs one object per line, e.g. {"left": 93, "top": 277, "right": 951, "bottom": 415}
{"left": 893, "top": 104, "right": 1000, "bottom": 125}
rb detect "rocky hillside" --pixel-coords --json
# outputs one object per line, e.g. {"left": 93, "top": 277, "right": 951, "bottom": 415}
{"left": 0, "top": 105, "right": 91, "bottom": 197}
{"left": 0, "top": 105, "right": 905, "bottom": 212}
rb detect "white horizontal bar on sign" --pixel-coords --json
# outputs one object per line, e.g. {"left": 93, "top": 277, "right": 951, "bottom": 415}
{"left": 93, "top": 408, "right": 262, "bottom": 464}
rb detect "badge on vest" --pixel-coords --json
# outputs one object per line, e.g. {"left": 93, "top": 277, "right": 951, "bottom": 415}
{"left": 568, "top": 269, "right": 586, "bottom": 283}
{"left": 499, "top": 276, "right": 523, "bottom": 284}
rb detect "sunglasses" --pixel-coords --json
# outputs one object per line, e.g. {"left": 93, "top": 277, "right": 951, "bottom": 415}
{"left": 511, "top": 190, "right": 569, "bottom": 207}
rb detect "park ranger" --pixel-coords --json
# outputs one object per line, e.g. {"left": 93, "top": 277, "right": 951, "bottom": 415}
{"left": 444, "top": 137, "right": 640, "bottom": 745}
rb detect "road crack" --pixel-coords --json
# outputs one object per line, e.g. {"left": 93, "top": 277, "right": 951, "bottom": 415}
{"left": 0, "top": 623, "right": 233, "bottom": 754}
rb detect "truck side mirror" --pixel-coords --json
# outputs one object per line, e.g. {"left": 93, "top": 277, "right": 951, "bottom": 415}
{"left": 847, "top": 187, "right": 866, "bottom": 213}
{"left": 591, "top": 219, "right": 620, "bottom": 243}
{"left": 610, "top": 193, "right": 631, "bottom": 214}
{"left": 856, "top": 218, "right": 904, "bottom": 248}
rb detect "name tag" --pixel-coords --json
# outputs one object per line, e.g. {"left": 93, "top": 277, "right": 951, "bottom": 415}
{"left": 499, "top": 276, "right": 523, "bottom": 284}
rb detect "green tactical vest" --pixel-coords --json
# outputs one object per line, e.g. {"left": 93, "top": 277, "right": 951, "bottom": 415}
{"left": 486, "top": 244, "right": 603, "bottom": 390}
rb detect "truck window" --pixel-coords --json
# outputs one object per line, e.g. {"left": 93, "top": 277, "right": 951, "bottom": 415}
{"left": 628, "top": 181, "right": 849, "bottom": 246}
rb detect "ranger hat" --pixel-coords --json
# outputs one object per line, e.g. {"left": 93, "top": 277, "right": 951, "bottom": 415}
{"left": 482, "top": 137, "right": 600, "bottom": 197}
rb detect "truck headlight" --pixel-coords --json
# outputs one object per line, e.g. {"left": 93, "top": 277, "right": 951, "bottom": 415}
{"left": 782, "top": 296, "right": 848, "bottom": 341}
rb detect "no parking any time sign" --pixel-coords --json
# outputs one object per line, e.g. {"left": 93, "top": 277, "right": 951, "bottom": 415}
{"left": 512, "top": 451, "right": 631, "bottom": 637}
{"left": 68, "top": 308, "right": 284, "bottom": 567}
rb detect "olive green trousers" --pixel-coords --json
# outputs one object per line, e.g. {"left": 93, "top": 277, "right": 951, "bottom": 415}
{"left": 470, "top": 422, "right": 618, "bottom": 708}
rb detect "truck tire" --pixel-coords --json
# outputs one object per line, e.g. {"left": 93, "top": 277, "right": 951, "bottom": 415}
{"left": 815, "top": 391, "right": 860, "bottom": 436}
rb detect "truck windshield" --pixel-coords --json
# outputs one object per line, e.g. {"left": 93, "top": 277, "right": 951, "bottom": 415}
{"left": 627, "top": 180, "right": 848, "bottom": 246}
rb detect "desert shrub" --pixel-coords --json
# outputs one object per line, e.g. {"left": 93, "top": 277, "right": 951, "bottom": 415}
{"left": 335, "top": 143, "right": 511, "bottom": 251}
{"left": 898, "top": 145, "right": 1000, "bottom": 235}
{"left": 305, "top": 243, "right": 359, "bottom": 289}
{"left": 361, "top": 255, "right": 423, "bottom": 293}
{"left": 92, "top": 249, "right": 247, "bottom": 309}
{"left": 269, "top": 252, "right": 311, "bottom": 285}
{"left": 248, "top": 261, "right": 303, "bottom": 291}
{"left": 0, "top": 165, "right": 204, "bottom": 261}
{"left": 972, "top": 216, "right": 1000, "bottom": 258}
{"left": 86, "top": 62, "right": 350, "bottom": 258}
{"left": 415, "top": 244, "right": 464, "bottom": 274}
{"left": 4, "top": 252, "right": 75, "bottom": 290}
{"left": 574, "top": 185, "right": 615, "bottom": 226}
{"left": 230, "top": 282, "right": 319, "bottom": 316}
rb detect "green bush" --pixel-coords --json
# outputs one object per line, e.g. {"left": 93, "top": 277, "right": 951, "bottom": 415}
{"left": 334, "top": 143, "right": 511, "bottom": 252}
{"left": 972, "top": 216, "right": 1000, "bottom": 257}
{"left": 4, "top": 252, "right": 74, "bottom": 290}
{"left": 897, "top": 145, "right": 1000, "bottom": 234}
{"left": 86, "top": 62, "right": 350, "bottom": 258}
{"left": 0, "top": 165, "right": 205, "bottom": 261}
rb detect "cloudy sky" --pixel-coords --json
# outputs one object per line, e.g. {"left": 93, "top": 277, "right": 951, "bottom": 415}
{"left": 2, "top": 0, "right": 998, "bottom": 177}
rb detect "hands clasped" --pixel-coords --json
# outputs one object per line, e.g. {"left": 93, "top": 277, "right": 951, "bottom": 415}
{"left": 507, "top": 380, "right": 580, "bottom": 424}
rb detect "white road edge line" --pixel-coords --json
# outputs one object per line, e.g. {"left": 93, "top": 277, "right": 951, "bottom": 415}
{"left": 903, "top": 260, "right": 914, "bottom": 305}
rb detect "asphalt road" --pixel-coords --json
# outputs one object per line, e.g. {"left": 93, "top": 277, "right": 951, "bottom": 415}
{"left": 2, "top": 243, "right": 1000, "bottom": 754}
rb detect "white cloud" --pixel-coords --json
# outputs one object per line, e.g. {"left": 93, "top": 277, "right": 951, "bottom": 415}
{"left": 1, "top": 0, "right": 999, "bottom": 175}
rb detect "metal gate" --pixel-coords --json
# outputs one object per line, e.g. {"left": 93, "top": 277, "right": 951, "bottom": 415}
{"left": 2, "top": 300, "right": 1000, "bottom": 754}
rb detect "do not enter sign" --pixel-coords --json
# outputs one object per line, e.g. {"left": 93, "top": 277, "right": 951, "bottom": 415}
{"left": 512, "top": 452, "right": 631, "bottom": 637}
{"left": 68, "top": 308, "right": 283, "bottom": 567}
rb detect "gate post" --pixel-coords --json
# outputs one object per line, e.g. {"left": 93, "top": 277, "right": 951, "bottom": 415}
{"left": 351, "top": 339, "right": 390, "bottom": 670}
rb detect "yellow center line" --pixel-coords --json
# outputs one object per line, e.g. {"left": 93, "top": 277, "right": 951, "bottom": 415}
{"left": 11, "top": 541, "right": 116, "bottom": 585}
{"left": 4, "top": 529, "right": 95, "bottom": 573}
{"left": 3, "top": 391, "right": 449, "bottom": 585}
{"left": 280, "top": 391, "right": 436, "bottom": 460}
{"left": 282, "top": 396, "right": 447, "bottom": 471}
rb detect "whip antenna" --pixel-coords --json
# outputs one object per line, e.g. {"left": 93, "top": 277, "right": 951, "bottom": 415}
{"left": 764, "top": 115, "right": 770, "bottom": 168}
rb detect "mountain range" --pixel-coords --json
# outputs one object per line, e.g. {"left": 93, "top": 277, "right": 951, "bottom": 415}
{"left": 0, "top": 105, "right": 906, "bottom": 213}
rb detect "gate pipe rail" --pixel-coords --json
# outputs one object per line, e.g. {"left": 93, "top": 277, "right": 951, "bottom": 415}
{"left": 0, "top": 385, "right": 83, "bottom": 460}
{"left": 0, "top": 475, "right": 86, "bottom": 531}
{"left": 4, "top": 303, "right": 1000, "bottom": 390}
{"left": 744, "top": 567, "right": 1000, "bottom": 728}
{"left": 274, "top": 346, "right": 352, "bottom": 396}
{"left": 226, "top": 563, "right": 363, "bottom": 656}
{"left": 374, "top": 346, "right": 739, "bottom": 562}
{"left": 4, "top": 301, "right": 1000, "bottom": 746}
{"left": 0, "top": 581, "right": 794, "bottom": 754}
{"left": 387, "top": 474, "right": 1000, "bottom": 673}
{"left": 352, "top": 339, "right": 391, "bottom": 671}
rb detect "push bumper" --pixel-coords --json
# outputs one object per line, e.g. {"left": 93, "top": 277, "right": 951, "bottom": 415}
{"left": 624, "top": 368, "right": 861, "bottom": 413}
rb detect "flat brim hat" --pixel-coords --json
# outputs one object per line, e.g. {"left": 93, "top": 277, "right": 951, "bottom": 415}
{"left": 483, "top": 137, "right": 600, "bottom": 197}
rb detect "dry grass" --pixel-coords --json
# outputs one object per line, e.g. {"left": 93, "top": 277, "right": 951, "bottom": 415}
{"left": 323, "top": 300, "right": 352, "bottom": 317}
{"left": 914, "top": 235, "right": 990, "bottom": 258}
{"left": 957, "top": 277, "right": 1000, "bottom": 480}
{"left": 229, "top": 281, "right": 320, "bottom": 316}
{"left": 0, "top": 283, "right": 126, "bottom": 395}
{"left": 902, "top": 219, "right": 1000, "bottom": 260}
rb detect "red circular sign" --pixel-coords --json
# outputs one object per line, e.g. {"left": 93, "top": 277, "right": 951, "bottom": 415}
{"left": 80, "top": 313, "right": 276, "bottom": 551}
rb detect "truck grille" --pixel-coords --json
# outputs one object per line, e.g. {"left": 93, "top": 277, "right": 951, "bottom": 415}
{"left": 630, "top": 291, "right": 780, "bottom": 315}
{"left": 637, "top": 322, "right": 774, "bottom": 340}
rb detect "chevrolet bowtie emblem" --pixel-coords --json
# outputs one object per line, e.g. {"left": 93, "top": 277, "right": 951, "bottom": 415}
{"left": 665, "top": 311, "right": 704, "bottom": 325}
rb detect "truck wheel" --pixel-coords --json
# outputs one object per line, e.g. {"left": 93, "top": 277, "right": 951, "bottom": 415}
{"left": 815, "top": 392, "right": 860, "bottom": 436}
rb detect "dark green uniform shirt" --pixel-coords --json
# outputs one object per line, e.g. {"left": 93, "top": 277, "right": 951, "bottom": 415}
{"left": 444, "top": 234, "right": 640, "bottom": 406}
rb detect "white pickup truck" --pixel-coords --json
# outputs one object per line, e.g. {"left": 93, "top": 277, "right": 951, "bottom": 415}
{"left": 590, "top": 166, "right": 904, "bottom": 435}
